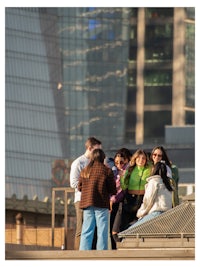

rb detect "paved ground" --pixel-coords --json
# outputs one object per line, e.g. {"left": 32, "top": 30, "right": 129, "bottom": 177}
{"left": 5, "top": 248, "right": 195, "bottom": 260}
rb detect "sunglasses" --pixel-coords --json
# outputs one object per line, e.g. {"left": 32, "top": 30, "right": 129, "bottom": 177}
{"left": 115, "top": 161, "right": 124, "bottom": 165}
{"left": 153, "top": 153, "right": 162, "bottom": 158}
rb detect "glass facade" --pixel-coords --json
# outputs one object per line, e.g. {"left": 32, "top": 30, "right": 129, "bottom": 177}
{"left": 144, "top": 8, "right": 172, "bottom": 142}
{"left": 5, "top": 7, "right": 195, "bottom": 200}
{"left": 57, "top": 8, "right": 130, "bottom": 155}
{"left": 5, "top": 7, "right": 130, "bottom": 199}
{"left": 6, "top": 8, "right": 65, "bottom": 199}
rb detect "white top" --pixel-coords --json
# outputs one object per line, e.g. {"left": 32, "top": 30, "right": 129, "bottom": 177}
{"left": 166, "top": 165, "right": 172, "bottom": 178}
{"left": 70, "top": 154, "right": 90, "bottom": 203}
{"left": 137, "top": 174, "right": 172, "bottom": 218}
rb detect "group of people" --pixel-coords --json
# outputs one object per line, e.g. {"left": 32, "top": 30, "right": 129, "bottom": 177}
{"left": 70, "top": 137, "right": 179, "bottom": 250}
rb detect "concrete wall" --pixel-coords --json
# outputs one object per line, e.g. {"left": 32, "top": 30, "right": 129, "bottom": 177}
{"left": 165, "top": 125, "right": 195, "bottom": 144}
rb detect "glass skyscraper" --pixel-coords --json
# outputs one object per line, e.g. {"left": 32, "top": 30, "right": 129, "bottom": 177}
{"left": 5, "top": 7, "right": 130, "bottom": 199}
{"left": 5, "top": 7, "right": 195, "bottom": 200}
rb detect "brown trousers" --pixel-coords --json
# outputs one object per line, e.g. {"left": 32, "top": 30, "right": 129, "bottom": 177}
{"left": 74, "top": 201, "right": 83, "bottom": 250}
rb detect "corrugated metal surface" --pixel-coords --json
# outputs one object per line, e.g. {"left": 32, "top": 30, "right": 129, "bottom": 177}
{"left": 118, "top": 201, "right": 195, "bottom": 238}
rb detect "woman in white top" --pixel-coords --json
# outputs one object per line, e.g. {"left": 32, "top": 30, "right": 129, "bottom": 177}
{"left": 150, "top": 145, "right": 179, "bottom": 207}
{"left": 128, "top": 161, "right": 174, "bottom": 229}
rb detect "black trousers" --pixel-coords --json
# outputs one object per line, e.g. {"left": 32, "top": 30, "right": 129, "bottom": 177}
{"left": 110, "top": 202, "right": 120, "bottom": 249}
{"left": 112, "top": 193, "right": 144, "bottom": 233}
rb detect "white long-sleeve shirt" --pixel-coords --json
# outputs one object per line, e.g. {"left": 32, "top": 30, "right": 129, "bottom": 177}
{"left": 70, "top": 154, "right": 90, "bottom": 203}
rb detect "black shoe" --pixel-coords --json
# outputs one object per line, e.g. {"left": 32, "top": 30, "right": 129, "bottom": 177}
{"left": 112, "top": 233, "right": 122, "bottom": 243}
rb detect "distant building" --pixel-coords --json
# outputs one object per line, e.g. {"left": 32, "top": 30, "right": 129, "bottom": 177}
{"left": 5, "top": 7, "right": 195, "bottom": 201}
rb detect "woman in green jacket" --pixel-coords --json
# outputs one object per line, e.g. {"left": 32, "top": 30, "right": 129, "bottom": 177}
{"left": 112, "top": 149, "right": 152, "bottom": 242}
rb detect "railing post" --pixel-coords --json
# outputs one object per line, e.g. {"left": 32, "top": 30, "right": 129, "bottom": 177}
{"left": 51, "top": 189, "right": 55, "bottom": 247}
{"left": 64, "top": 189, "right": 68, "bottom": 249}
{"left": 51, "top": 187, "right": 74, "bottom": 249}
{"left": 15, "top": 213, "right": 23, "bottom": 244}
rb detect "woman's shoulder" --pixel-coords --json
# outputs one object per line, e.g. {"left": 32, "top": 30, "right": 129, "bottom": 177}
{"left": 147, "top": 175, "right": 161, "bottom": 182}
{"left": 147, "top": 160, "right": 153, "bottom": 167}
{"left": 95, "top": 162, "right": 112, "bottom": 172}
{"left": 145, "top": 164, "right": 152, "bottom": 170}
{"left": 144, "top": 164, "right": 152, "bottom": 174}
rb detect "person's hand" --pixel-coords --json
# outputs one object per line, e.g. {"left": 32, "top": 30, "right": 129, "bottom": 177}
{"left": 118, "top": 169, "right": 125, "bottom": 177}
{"left": 110, "top": 201, "right": 113, "bottom": 212}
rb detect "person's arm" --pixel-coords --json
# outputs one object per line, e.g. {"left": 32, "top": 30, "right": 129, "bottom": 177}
{"left": 70, "top": 160, "right": 81, "bottom": 189}
{"left": 171, "top": 165, "right": 179, "bottom": 184}
{"left": 107, "top": 168, "right": 117, "bottom": 195}
{"left": 137, "top": 181, "right": 158, "bottom": 218}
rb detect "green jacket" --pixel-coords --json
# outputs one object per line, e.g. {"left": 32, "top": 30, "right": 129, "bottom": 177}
{"left": 120, "top": 165, "right": 152, "bottom": 191}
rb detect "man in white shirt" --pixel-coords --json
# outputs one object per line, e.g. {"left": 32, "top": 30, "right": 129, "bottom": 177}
{"left": 70, "top": 137, "right": 102, "bottom": 250}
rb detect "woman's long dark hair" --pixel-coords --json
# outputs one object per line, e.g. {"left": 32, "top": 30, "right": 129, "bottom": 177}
{"left": 116, "top": 147, "right": 132, "bottom": 162}
{"left": 81, "top": 148, "right": 105, "bottom": 179}
{"left": 152, "top": 162, "right": 173, "bottom": 191}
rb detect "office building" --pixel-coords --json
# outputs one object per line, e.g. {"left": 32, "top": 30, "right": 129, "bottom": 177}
{"left": 5, "top": 7, "right": 195, "bottom": 200}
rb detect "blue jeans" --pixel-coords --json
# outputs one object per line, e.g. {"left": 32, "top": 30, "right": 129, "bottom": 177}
{"left": 129, "top": 211, "right": 164, "bottom": 229}
{"left": 79, "top": 206, "right": 109, "bottom": 250}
